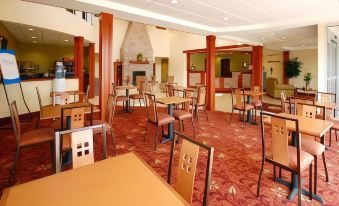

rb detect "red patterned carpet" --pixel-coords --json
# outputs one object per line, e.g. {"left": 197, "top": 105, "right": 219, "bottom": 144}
{"left": 1, "top": 107, "right": 338, "bottom": 206}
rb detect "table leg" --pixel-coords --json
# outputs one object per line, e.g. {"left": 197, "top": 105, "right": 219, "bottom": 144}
{"left": 124, "top": 89, "right": 132, "bottom": 113}
{"left": 246, "top": 95, "right": 254, "bottom": 124}
{"left": 54, "top": 132, "right": 61, "bottom": 173}
{"left": 161, "top": 104, "right": 173, "bottom": 143}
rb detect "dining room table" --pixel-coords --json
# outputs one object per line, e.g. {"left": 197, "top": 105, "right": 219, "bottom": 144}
{"left": 0, "top": 153, "right": 189, "bottom": 206}
{"left": 156, "top": 96, "right": 192, "bottom": 143}
{"left": 50, "top": 90, "right": 85, "bottom": 106}
{"left": 244, "top": 90, "right": 266, "bottom": 124}
{"left": 116, "top": 85, "right": 137, "bottom": 113}
{"left": 263, "top": 112, "right": 333, "bottom": 204}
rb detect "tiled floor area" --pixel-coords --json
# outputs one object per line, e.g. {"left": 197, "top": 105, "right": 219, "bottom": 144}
{"left": 1, "top": 106, "right": 338, "bottom": 205}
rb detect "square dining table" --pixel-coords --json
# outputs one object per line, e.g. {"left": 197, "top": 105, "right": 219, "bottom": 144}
{"left": 0, "top": 153, "right": 189, "bottom": 206}
{"left": 116, "top": 85, "right": 137, "bottom": 112}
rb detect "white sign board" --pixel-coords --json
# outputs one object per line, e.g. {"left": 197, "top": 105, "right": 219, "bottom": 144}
{"left": 0, "top": 50, "right": 20, "bottom": 85}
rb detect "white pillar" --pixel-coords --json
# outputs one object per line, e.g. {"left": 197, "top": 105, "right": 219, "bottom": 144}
{"left": 317, "top": 24, "right": 328, "bottom": 92}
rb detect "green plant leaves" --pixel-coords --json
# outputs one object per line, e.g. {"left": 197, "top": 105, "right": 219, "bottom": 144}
{"left": 285, "top": 57, "right": 303, "bottom": 79}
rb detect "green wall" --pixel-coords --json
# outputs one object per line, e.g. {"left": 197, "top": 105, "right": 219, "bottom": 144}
{"left": 190, "top": 53, "right": 206, "bottom": 71}
{"left": 0, "top": 22, "right": 19, "bottom": 52}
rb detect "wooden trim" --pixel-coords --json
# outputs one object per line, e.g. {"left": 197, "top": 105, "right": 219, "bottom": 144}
{"left": 251, "top": 46, "right": 263, "bottom": 88}
{"left": 114, "top": 61, "right": 122, "bottom": 86}
{"left": 88, "top": 43, "right": 95, "bottom": 98}
{"left": 283, "top": 51, "right": 289, "bottom": 84}
{"left": 183, "top": 44, "right": 252, "bottom": 54}
{"left": 238, "top": 73, "right": 243, "bottom": 88}
{"left": 99, "top": 13, "right": 113, "bottom": 120}
{"left": 206, "top": 35, "right": 216, "bottom": 111}
{"left": 129, "top": 60, "right": 150, "bottom": 64}
{"left": 74, "top": 36, "right": 84, "bottom": 93}
{"left": 219, "top": 78, "right": 224, "bottom": 89}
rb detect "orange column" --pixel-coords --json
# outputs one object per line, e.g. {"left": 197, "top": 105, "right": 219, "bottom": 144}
{"left": 206, "top": 35, "right": 216, "bottom": 111}
{"left": 251, "top": 46, "right": 263, "bottom": 89}
{"left": 99, "top": 13, "right": 113, "bottom": 120}
{"left": 74, "top": 36, "right": 84, "bottom": 92}
{"left": 88, "top": 43, "right": 95, "bottom": 98}
{"left": 283, "top": 51, "right": 290, "bottom": 84}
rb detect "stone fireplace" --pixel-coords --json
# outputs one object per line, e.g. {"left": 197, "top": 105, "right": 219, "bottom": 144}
{"left": 121, "top": 22, "right": 154, "bottom": 85}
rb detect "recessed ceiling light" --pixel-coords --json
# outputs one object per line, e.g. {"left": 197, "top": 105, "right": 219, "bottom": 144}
{"left": 64, "top": 39, "right": 69, "bottom": 42}
{"left": 33, "top": 41, "right": 37, "bottom": 43}
{"left": 270, "top": 32, "right": 275, "bottom": 35}
{"left": 170, "top": 0, "right": 178, "bottom": 4}
{"left": 28, "top": 28, "right": 34, "bottom": 31}
{"left": 223, "top": 17, "right": 229, "bottom": 20}
{"left": 31, "top": 36, "right": 36, "bottom": 39}
{"left": 236, "top": 42, "right": 243, "bottom": 45}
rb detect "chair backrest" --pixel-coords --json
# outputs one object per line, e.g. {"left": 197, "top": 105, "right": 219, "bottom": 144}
{"left": 9, "top": 101, "right": 21, "bottom": 146}
{"left": 252, "top": 86, "right": 261, "bottom": 101}
{"left": 280, "top": 91, "right": 289, "bottom": 113}
{"left": 70, "top": 107, "right": 85, "bottom": 129}
{"left": 168, "top": 131, "right": 214, "bottom": 205}
{"left": 183, "top": 90, "right": 194, "bottom": 114}
{"left": 231, "top": 88, "right": 245, "bottom": 109}
{"left": 289, "top": 97, "right": 314, "bottom": 114}
{"left": 197, "top": 86, "right": 206, "bottom": 105}
{"left": 296, "top": 104, "right": 316, "bottom": 119}
{"left": 318, "top": 92, "right": 336, "bottom": 103}
{"left": 144, "top": 93, "right": 158, "bottom": 123}
{"left": 105, "top": 94, "right": 117, "bottom": 125}
{"left": 167, "top": 76, "right": 174, "bottom": 83}
{"left": 85, "top": 85, "right": 90, "bottom": 102}
{"left": 139, "top": 80, "right": 147, "bottom": 95}
{"left": 36, "top": 86, "right": 43, "bottom": 111}
{"left": 71, "top": 128, "right": 94, "bottom": 169}
{"left": 260, "top": 112, "right": 301, "bottom": 171}
{"left": 60, "top": 93, "right": 71, "bottom": 105}
{"left": 112, "top": 82, "right": 118, "bottom": 96}
{"left": 166, "top": 84, "right": 175, "bottom": 97}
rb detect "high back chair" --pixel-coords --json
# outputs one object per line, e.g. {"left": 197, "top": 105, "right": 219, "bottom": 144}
{"left": 173, "top": 90, "right": 196, "bottom": 138}
{"left": 166, "top": 84, "right": 175, "bottom": 97}
{"left": 36, "top": 86, "right": 50, "bottom": 128}
{"left": 167, "top": 131, "right": 214, "bottom": 206}
{"left": 112, "top": 82, "right": 129, "bottom": 111}
{"left": 194, "top": 86, "right": 208, "bottom": 122}
{"left": 294, "top": 103, "right": 328, "bottom": 193}
{"left": 230, "top": 88, "right": 254, "bottom": 128}
{"left": 257, "top": 112, "right": 313, "bottom": 206}
{"left": 8, "top": 101, "right": 54, "bottom": 184}
{"left": 71, "top": 128, "right": 94, "bottom": 169}
{"left": 129, "top": 80, "right": 146, "bottom": 107}
{"left": 144, "top": 93, "right": 175, "bottom": 150}
{"left": 289, "top": 96, "right": 315, "bottom": 114}
{"left": 251, "top": 86, "right": 263, "bottom": 123}
{"left": 60, "top": 93, "right": 71, "bottom": 105}
{"left": 280, "top": 91, "right": 290, "bottom": 113}
{"left": 89, "top": 94, "right": 117, "bottom": 155}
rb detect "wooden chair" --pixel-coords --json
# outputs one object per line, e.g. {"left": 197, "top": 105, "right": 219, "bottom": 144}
{"left": 193, "top": 86, "right": 208, "bottom": 122}
{"left": 229, "top": 88, "right": 254, "bottom": 128}
{"left": 60, "top": 93, "right": 71, "bottom": 105}
{"left": 89, "top": 94, "right": 117, "bottom": 155}
{"left": 36, "top": 86, "right": 51, "bottom": 128}
{"left": 173, "top": 90, "right": 196, "bottom": 138}
{"left": 167, "top": 131, "right": 214, "bottom": 205}
{"left": 289, "top": 96, "right": 315, "bottom": 114}
{"left": 112, "top": 82, "right": 129, "bottom": 110}
{"left": 84, "top": 85, "right": 90, "bottom": 102}
{"left": 129, "top": 80, "right": 146, "bottom": 107}
{"left": 8, "top": 101, "right": 54, "bottom": 184}
{"left": 144, "top": 93, "right": 175, "bottom": 150}
{"left": 165, "top": 84, "right": 175, "bottom": 97}
{"left": 280, "top": 91, "right": 290, "bottom": 113}
{"left": 71, "top": 128, "right": 94, "bottom": 169}
{"left": 295, "top": 103, "right": 329, "bottom": 194}
{"left": 251, "top": 86, "right": 263, "bottom": 123}
{"left": 257, "top": 111, "right": 313, "bottom": 206}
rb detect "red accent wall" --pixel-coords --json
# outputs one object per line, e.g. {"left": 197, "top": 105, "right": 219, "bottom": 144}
{"left": 99, "top": 13, "right": 113, "bottom": 120}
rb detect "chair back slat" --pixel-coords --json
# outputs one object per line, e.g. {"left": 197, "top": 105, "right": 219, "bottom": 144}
{"left": 271, "top": 116, "right": 289, "bottom": 167}
{"left": 9, "top": 101, "right": 21, "bottom": 145}
{"left": 297, "top": 104, "right": 316, "bottom": 119}
{"left": 197, "top": 86, "right": 206, "bottom": 105}
{"left": 252, "top": 86, "right": 260, "bottom": 101}
{"left": 70, "top": 107, "right": 85, "bottom": 129}
{"left": 36, "top": 87, "right": 43, "bottom": 111}
{"left": 281, "top": 91, "right": 289, "bottom": 113}
{"left": 105, "top": 94, "right": 116, "bottom": 125}
{"left": 85, "top": 85, "right": 90, "bottom": 102}
{"left": 71, "top": 128, "right": 94, "bottom": 169}
{"left": 145, "top": 93, "right": 157, "bottom": 123}
{"left": 183, "top": 90, "right": 193, "bottom": 113}
{"left": 235, "top": 88, "right": 243, "bottom": 108}
{"left": 166, "top": 84, "right": 175, "bottom": 97}
{"left": 60, "top": 93, "right": 71, "bottom": 105}
{"left": 176, "top": 139, "right": 200, "bottom": 204}
{"left": 139, "top": 81, "right": 146, "bottom": 95}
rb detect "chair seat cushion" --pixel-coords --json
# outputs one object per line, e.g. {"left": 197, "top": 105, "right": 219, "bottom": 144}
{"left": 117, "top": 96, "right": 128, "bottom": 101}
{"left": 157, "top": 113, "right": 175, "bottom": 125}
{"left": 129, "top": 94, "right": 143, "bottom": 99}
{"left": 19, "top": 128, "right": 54, "bottom": 147}
{"left": 233, "top": 104, "right": 254, "bottom": 111}
{"left": 251, "top": 100, "right": 262, "bottom": 107}
{"left": 173, "top": 110, "right": 192, "bottom": 120}
{"left": 266, "top": 146, "right": 314, "bottom": 172}
{"left": 301, "top": 138, "right": 325, "bottom": 156}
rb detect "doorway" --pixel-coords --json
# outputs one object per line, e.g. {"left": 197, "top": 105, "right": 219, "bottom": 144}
{"left": 154, "top": 57, "right": 169, "bottom": 83}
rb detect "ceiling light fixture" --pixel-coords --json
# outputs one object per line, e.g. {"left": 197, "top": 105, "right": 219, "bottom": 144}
{"left": 170, "top": 0, "right": 178, "bottom": 4}
{"left": 236, "top": 42, "right": 243, "bottom": 45}
{"left": 223, "top": 17, "right": 229, "bottom": 20}
{"left": 31, "top": 36, "right": 36, "bottom": 39}
{"left": 28, "top": 28, "right": 34, "bottom": 31}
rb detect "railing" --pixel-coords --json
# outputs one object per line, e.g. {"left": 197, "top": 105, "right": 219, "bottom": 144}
{"left": 66, "top": 9, "right": 93, "bottom": 25}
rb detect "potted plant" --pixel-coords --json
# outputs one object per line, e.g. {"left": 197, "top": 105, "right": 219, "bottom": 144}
{"left": 303, "top": 73, "right": 312, "bottom": 90}
{"left": 137, "top": 53, "right": 143, "bottom": 61}
{"left": 285, "top": 57, "right": 303, "bottom": 82}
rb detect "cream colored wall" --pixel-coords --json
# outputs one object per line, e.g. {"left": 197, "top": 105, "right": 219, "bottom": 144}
{"left": 0, "top": 79, "right": 78, "bottom": 118}
{"left": 289, "top": 49, "right": 318, "bottom": 90}
{"left": 0, "top": 22, "right": 19, "bottom": 51}
{"left": 263, "top": 48, "right": 284, "bottom": 83}
{"left": 17, "top": 43, "right": 74, "bottom": 71}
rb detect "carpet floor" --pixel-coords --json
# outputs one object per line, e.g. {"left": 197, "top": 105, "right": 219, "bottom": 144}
{"left": 0, "top": 107, "right": 338, "bottom": 206}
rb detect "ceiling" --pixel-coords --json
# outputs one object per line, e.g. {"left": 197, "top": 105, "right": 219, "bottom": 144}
{"left": 1, "top": 21, "right": 79, "bottom": 46}
{"left": 27, "top": 0, "right": 339, "bottom": 47}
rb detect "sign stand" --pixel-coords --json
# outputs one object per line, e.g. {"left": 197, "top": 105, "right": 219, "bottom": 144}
{"left": 0, "top": 50, "right": 32, "bottom": 129}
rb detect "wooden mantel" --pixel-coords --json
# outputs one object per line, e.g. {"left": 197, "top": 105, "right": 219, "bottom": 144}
{"left": 129, "top": 60, "right": 150, "bottom": 64}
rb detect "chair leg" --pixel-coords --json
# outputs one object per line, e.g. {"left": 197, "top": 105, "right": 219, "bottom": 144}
{"left": 314, "top": 157, "right": 318, "bottom": 194}
{"left": 110, "top": 128, "right": 117, "bottom": 156}
{"left": 8, "top": 147, "right": 20, "bottom": 186}
{"left": 139, "top": 99, "right": 142, "bottom": 107}
{"left": 242, "top": 110, "right": 245, "bottom": 129}
{"left": 144, "top": 121, "right": 149, "bottom": 142}
{"left": 229, "top": 109, "right": 233, "bottom": 125}
{"left": 204, "top": 105, "right": 208, "bottom": 120}
{"left": 256, "top": 157, "right": 265, "bottom": 197}
{"left": 196, "top": 105, "right": 199, "bottom": 123}
{"left": 322, "top": 152, "right": 329, "bottom": 182}
{"left": 309, "top": 163, "right": 313, "bottom": 200}
{"left": 191, "top": 118, "right": 196, "bottom": 139}
{"left": 182, "top": 120, "right": 185, "bottom": 131}
{"left": 50, "top": 142, "right": 55, "bottom": 173}
{"left": 36, "top": 116, "right": 40, "bottom": 129}
{"left": 298, "top": 171, "right": 302, "bottom": 206}
{"left": 336, "top": 130, "right": 338, "bottom": 143}
{"left": 329, "top": 128, "right": 332, "bottom": 147}
{"left": 154, "top": 126, "right": 158, "bottom": 151}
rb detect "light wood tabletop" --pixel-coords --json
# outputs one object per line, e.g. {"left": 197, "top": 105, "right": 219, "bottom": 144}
{"left": 49, "top": 90, "right": 85, "bottom": 97}
{"left": 244, "top": 91, "right": 266, "bottom": 96}
{"left": 174, "top": 86, "right": 198, "bottom": 92}
{"left": 288, "top": 98, "right": 339, "bottom": 110}
{"left": 116, "top": 85, "right": 137, "bottom": 90}
{"left": 41, "top": 102, "right": 100, "bottom": 119}
{"left": 263, "top": 113, "right": 333, "bottom": 137}
{"left": 0, "top": 153, "right": 189, "bottom": 206}
{"left": 156, "top": 96, "right": 192, "bottom": 105}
